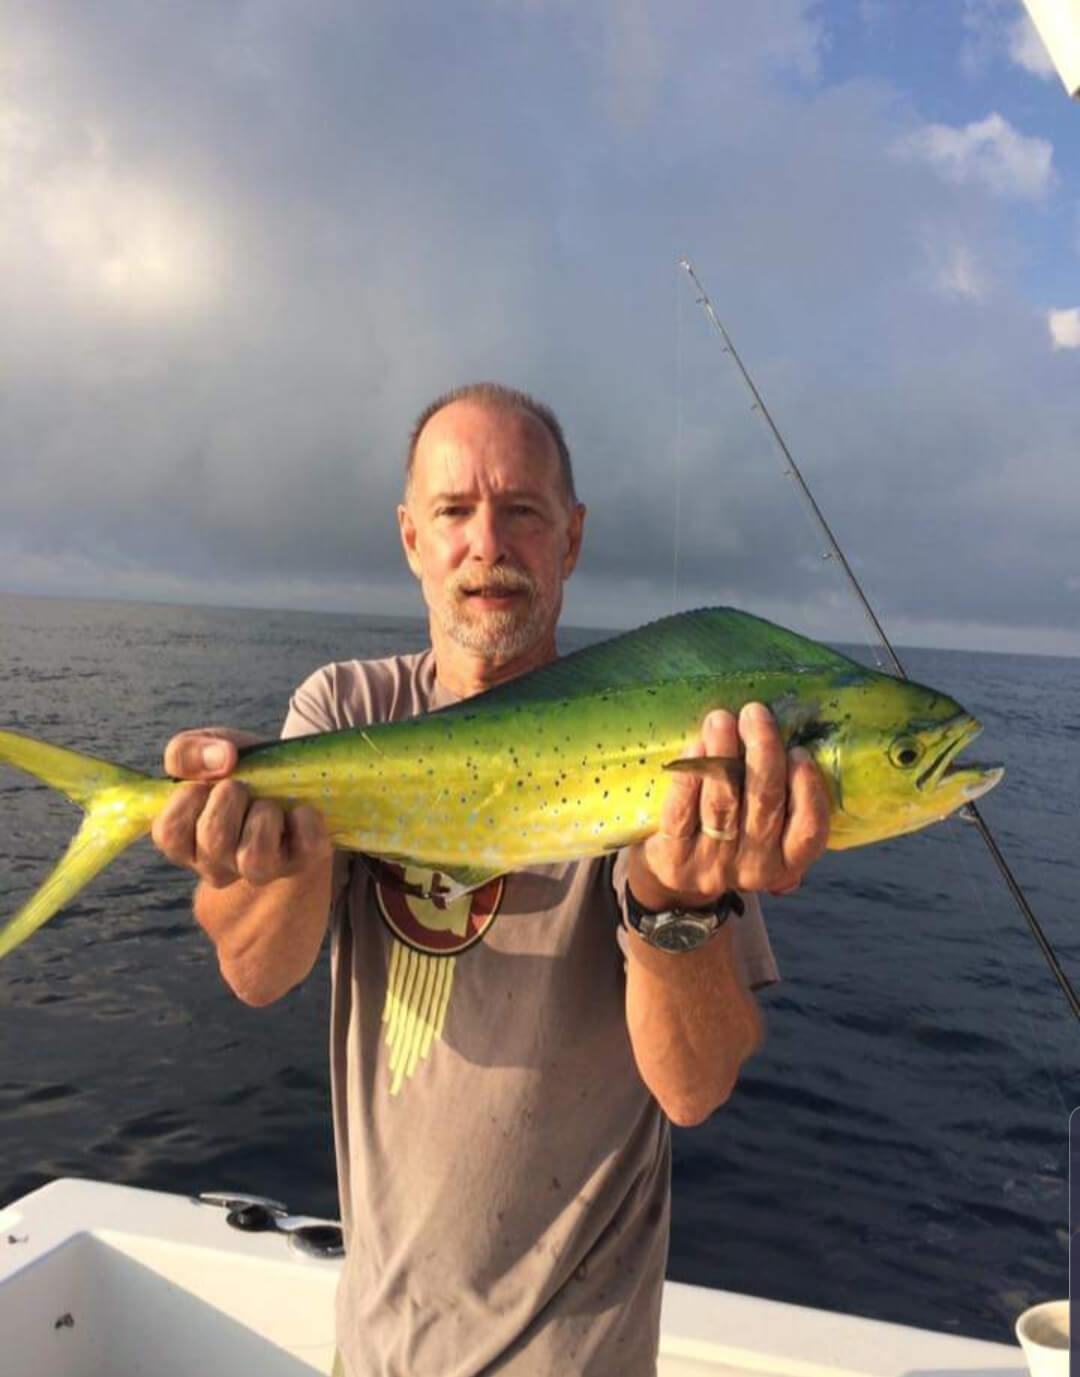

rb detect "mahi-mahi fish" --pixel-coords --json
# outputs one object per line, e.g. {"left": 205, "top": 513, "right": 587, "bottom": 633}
{"left": 0, "top": 607, "right": 1003, "bottom": 961}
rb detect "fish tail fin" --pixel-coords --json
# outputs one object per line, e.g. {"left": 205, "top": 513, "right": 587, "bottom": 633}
{"left": 0, "top": 729, "right": 168, "bottom": 961}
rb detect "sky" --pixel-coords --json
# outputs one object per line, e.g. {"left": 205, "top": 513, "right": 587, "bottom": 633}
{"left": 2, "top": 0, "right": 1079, "bottom": 655}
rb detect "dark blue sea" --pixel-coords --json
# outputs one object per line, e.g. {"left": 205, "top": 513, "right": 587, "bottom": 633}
{"left": 0, "top": 593, "right": 1075, "bottom": 1345}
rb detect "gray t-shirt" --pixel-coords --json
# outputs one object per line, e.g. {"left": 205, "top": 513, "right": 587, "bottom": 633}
{"left": 283, "top": 649, "right": 778, "bottom": 1377}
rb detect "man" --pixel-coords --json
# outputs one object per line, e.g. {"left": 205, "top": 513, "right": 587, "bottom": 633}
{"left": 153, "top": 382, "right": 830, "bottom": 1375}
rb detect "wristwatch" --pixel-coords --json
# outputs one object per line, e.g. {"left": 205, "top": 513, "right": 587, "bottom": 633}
{"left": 623, "top": 886, "right": 744, "bottom": 953}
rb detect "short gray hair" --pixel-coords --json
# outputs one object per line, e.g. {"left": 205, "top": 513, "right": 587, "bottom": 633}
{"left": 405, "top": 382, "right": 577, "bottom": 504}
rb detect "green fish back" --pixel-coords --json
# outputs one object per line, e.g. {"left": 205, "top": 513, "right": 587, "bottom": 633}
{"left": 438, "top": 606, "right": 866, "bottom": 713}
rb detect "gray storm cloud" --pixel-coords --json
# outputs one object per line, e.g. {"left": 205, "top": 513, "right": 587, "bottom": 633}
{"left": 0, "top": 0, "right": 1077, "bottom": 653}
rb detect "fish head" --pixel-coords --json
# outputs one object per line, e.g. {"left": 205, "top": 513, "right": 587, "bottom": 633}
{"left": 811, "top": 673, "right": 1004, "bottom": 849}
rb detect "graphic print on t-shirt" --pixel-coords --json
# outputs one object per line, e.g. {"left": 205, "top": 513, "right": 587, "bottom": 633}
{"left": 373, "top": 863, "right": 505, "bottom": 1095}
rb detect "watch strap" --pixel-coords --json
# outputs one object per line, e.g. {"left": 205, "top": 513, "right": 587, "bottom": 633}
{"left": 623, "top": 885, "right": 744, "bottom": 952}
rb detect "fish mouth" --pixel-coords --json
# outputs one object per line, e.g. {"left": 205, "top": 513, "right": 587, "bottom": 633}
{"left": 916, "top": 714, "right": 1003, "bottom": 802}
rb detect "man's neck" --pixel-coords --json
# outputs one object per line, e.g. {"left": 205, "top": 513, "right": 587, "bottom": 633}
{"left": 429, "top": 624, "right": 559, "bottom": 699}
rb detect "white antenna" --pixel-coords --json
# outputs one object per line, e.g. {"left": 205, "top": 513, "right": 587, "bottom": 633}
{"left": 1020, "top": 0, "right": 1080, "bottom": 99}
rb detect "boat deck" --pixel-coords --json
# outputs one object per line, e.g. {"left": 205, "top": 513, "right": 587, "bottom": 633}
{"left": 0, "top": 1179, "right": 1025, "bottom": 1376}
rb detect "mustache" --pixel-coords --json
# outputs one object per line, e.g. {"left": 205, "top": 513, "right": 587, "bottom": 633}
{"left": 449, "top": 567, "right": 537, "bottom": 599}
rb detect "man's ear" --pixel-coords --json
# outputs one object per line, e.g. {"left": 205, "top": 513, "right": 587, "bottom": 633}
{"left": 562, "top": 503, "right": 586, "bottom": 578}
{"left": 397, "top": 504, "right": 423, "bottom": 579}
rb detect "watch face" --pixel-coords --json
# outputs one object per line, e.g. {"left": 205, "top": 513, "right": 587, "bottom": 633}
{"left": 646, "top": 912, "right": 719, "bottom": 952}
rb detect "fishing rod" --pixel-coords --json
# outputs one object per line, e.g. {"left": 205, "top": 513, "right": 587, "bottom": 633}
{"left": 678, "top": 254, "right": 1080, "bottom": 1023}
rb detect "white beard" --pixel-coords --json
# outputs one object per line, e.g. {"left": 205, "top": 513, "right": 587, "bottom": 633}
{"left": 437, "top": 594, "right": 551, "bottom": 662}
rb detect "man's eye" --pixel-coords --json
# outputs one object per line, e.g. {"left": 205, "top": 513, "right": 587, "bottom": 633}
{"left": 508, "top": 504, "right": 538, "bottom": 516}
{"left": 435, "top": 506, "right": 467, "bottom": 518}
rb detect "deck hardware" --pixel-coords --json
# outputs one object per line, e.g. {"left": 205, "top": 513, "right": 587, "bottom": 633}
{"left": 199, "top": 1192, "right": 343, "bottom": 1259}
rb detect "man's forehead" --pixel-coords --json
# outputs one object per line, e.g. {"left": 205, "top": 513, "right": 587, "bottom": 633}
{"left": 411, "top": 401, "right": 562, "bottom": 490}
{"left": 416, "top": 398, "right": 553, "bottom": 451}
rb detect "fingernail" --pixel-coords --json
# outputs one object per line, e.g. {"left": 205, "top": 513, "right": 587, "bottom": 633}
{"left": 790, "top": 746, "right": 811, "bottom": 765}
{"left": 741, "top": 702, "right": 771, "bottom": 727}
{"left": 202, "top": 743, "right": 228, "bottom": 771}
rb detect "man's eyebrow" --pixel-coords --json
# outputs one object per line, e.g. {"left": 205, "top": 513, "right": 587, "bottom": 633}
{"left": 427, "top": 488, "right": 547, "bottom": 504}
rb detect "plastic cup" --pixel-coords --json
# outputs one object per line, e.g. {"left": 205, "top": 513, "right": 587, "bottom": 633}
{"left": 1015, "top": 1300, "right": 1069, "bottom": 1377}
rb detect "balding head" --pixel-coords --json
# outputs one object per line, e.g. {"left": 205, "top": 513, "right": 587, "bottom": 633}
{"left": 405, "top": 382, "right": 577, "bottom": 507}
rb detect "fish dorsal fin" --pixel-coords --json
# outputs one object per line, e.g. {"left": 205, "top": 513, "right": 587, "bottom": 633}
{"left": 436, "top": 607, "right": 863, "bottom": 712}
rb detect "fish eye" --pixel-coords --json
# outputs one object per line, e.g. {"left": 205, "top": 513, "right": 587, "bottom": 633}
{"left": 888, "top": 737, "right": 924, "bottom": 769}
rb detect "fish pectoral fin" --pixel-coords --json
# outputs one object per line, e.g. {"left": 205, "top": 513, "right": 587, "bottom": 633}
{"left": 662, "top": 754, "right": 746, "bottom": 787}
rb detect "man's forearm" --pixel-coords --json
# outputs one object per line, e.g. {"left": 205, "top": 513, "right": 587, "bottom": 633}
{"left": 623, "top": 922, "right": 763, "bottom": 1127}
{"left": 194, "top": 859, "right": 332, "bottom": 1007}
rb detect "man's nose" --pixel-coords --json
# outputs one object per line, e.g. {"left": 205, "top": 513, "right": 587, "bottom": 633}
{"left": 466, "top": 507, "right": 507, "bottom": 562}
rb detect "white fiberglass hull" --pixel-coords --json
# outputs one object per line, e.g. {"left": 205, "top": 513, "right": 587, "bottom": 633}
{"left": 0, "top": 1179, "right": 1024, "bottom": 1377}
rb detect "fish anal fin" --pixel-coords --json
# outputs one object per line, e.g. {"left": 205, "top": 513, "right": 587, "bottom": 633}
{"left": 368, "top": 856, "right": 504, "bottom": 902}
{"left": 435, "top": 864, "right": 505, "bottom": 895}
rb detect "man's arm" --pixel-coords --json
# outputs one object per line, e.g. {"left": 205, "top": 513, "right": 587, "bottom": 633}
{"left": 621, "top": 923, "right": 762, "bottom": 1127}
{"left": 152, "top": 732, "right": 334, "bottom": 1007}
{"left": 620, "top": 702, "right": 829, "bottom": 1125}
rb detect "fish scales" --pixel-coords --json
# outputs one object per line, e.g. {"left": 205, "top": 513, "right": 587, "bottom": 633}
{"left": 0, "top": 607, "right": 1003, "bottom": 961}
{"left": 232, "top": 671, "right": 838, "bottom": 871}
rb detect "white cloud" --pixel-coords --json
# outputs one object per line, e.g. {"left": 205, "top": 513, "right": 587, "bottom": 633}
{"left": 960, "top": 0, "right": 1008, "bottom": 79}
{"left": 895, "top": 112, "right": 1053, "bottom": 201}
{"left": 1007, "top": 12, "right": 1057, "bottom": 78}
{"left": 961, "top": 0, "right": 1058, "bottom": 80}
{"left": 0, "top": 99, "right": 225, "bottom": 317}
{"left": 1048, "top": 307, "right": 1080, "bottom": 350}
{"left": 931, "top": 241, "right": 989, "bottom": 302}
{"left": 37, "top": 165, "right": 223, "bottom": 315}
{"left": 507, "top": 0, "right": 826, "bottom": 129}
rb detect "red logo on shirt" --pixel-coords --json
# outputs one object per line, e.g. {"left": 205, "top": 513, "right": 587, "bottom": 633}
{"left": 373, "top": 862, "right": 505, "bottom": 956}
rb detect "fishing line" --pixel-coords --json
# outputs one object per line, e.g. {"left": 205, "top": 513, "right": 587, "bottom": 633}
{"left": 678, "top": 254, "right": 1079, "bottom": 1024}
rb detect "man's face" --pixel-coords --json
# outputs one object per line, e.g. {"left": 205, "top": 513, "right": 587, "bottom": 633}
{"left": 398, "top": 400, "right": 585, "bottom": 670}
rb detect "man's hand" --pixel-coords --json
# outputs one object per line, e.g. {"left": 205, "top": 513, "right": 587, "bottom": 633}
{"left": 628, "top": 702, "right": 829, "bottom": 909}
{"left": 151, "top": 728, "right": 332, "bottom": 889}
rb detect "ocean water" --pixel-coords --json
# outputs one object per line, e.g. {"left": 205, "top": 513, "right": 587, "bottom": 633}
{"left": 0, "top": 592, "right": 1075, "bottom": 1345}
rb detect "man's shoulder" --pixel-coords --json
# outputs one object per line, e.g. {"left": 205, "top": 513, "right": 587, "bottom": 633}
{"left": 283, "top": 649, "right": 436, "bottom": 737}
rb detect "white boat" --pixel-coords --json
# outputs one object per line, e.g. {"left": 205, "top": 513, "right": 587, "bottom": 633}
{"left": 0, "top": 1177, "right": 1026, "bottom": 1377}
